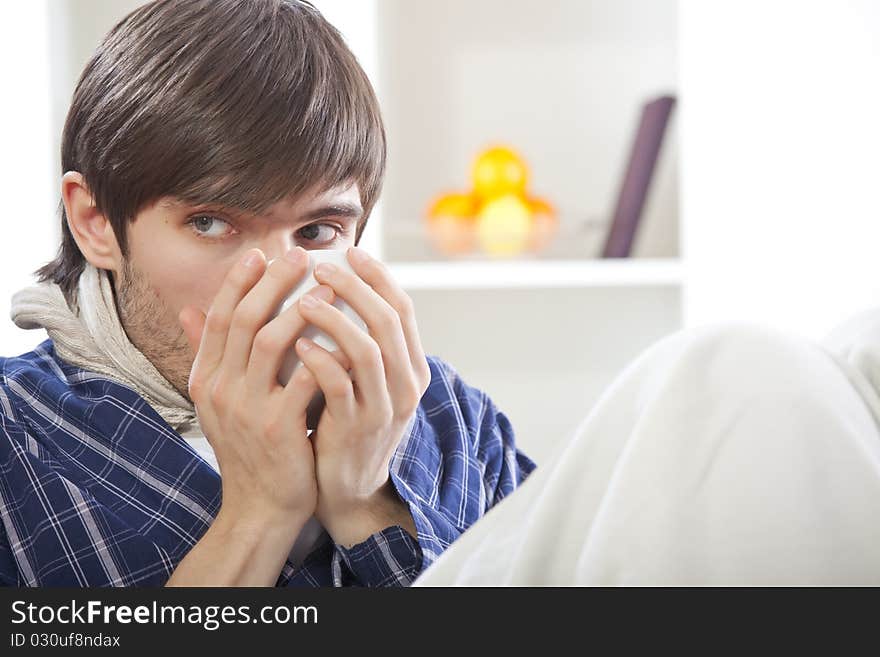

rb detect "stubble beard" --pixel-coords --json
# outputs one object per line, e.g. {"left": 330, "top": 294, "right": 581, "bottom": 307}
{"left": 113, "top": 259, "right": 195, "bottom": 402}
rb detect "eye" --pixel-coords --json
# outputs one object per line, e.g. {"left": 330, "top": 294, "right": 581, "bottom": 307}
{"left": 297, "top": 222, "right": 343, "bottom": 245}
{"left": 187, "top": 215, "right": 236, "bottom": 240}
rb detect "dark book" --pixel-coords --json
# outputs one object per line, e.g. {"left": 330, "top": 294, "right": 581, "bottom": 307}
{"left": 601, "top": 94, "right": 676, "bottom": 258}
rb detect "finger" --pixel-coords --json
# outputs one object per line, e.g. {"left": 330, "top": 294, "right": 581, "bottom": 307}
{"left": 313, "top": 259, "right": 416, "bottom": 409}
{"left": 275, "top": 354, "right": 321, "bottom": 432}
{"left": 297, "top": 294, "right": 387, "bottom": 410}
{"left": 318, "top": 349, "right": 352, "bottom": 371}
{"left": 178, "top": 306, "right": 206, "bottom": 355}
{"left": 221, "top": 247, "right": 309, "bottom": 378}
{"left": 178, "top": 306, "right": 206, "bottom": 391}
{"left": 246, "top": 283, "right": 335, "bottom": 394}
{"left": 345, "top": 246, "right": 432, "bottom": 391}
{"left": 294, "top": 337, "right": 357, "bottom": 419}
{"left": 275, "top": 349, "right": 350, "bottom": 432}
{"left": 195, "top": 248, "right": 267, "bottom": 377}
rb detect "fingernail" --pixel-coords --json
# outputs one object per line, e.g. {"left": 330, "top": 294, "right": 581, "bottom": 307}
{"left": 242, "top": 250, "right": 262, "bottom": 268}
{"left": 300, "top": 294, "right": 319, "bottom": 309}
{"left": 312, "top": 285, "right": 334, "bottom": 301}
{"left": 348, "top": 246, "right": 369, "bottom": 264}
{"left": 296, "top": 337, "right": 313, "bottom": 351}
{"left": 316, "top": 262, "right": 337, "bottom": 277}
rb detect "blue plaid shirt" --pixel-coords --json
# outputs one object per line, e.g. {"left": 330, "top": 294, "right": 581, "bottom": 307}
{"left": 0, "top": 339, "right": 535, "bottom": 587}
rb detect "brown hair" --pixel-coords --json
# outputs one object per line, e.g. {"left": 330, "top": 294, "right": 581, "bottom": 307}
{"left": 36, "top": 0, "right": 386, "bottom": 308}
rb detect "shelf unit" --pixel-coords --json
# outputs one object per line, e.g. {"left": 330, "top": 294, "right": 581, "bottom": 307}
{"left": 314, "top": 0, "right": 681, "bottom": 465}
{"left": 389, "top": 259, "right": 683, "bottom": 290}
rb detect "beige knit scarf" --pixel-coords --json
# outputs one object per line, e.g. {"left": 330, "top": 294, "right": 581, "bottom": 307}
{"left": 9, "top": 263, "right": 199, "bottom": 434}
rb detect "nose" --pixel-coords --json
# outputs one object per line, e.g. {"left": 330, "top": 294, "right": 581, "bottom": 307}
{"left": 260, "top": 233, "right": 300, "bottom": 265}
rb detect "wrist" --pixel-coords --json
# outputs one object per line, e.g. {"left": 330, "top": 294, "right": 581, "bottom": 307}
{"left": 167, "top": 507, "right": 311, "bottom": 587}
{"left": 320, "top": 480, "right": 416, "bottom": 549}
{"left": 214, "top": 505, "right": 310, "bottom": 547}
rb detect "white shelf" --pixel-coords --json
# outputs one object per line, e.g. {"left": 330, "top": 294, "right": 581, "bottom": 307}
{"left": 388, "top": 259, "right": 683, "bottom": 290}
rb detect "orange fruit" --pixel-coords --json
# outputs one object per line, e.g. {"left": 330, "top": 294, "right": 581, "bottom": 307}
{"left": 527, "top": 213, "right": 557, "bottom": 253}
{"left": 427, "top": 192, "right": 478, "bottom": 221}
{"left": 527, "top": 196, "right": 555, "bottom": 217}
{"left": 471, "top": 146, "right": 528, "bottom": 201}
{"left": 475, "top": 193, "right": 532, "bottom": 257}
{"left": 426, "top": 215, "right": 476, "bottom": 255}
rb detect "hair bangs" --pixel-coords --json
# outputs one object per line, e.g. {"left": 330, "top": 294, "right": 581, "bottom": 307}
{"left": 156, "top": 1, "right": 385, "bottom": 219}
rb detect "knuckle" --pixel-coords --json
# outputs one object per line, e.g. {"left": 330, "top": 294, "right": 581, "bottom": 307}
{"left": 232, "top": 406, "right": 251, "bottom": 428}
{"left": 322, "top": 350, "right": 346, "bottom": 374}
{"left": 279, "top": 302, "right": 309, "bottom": 331}
{"left": 228, "top": 263, "right": 256, "bottom": 289}
{"left": 379, "top": 308, "right": 402, "bottom": 332}
{"left": 293, "top": 365, "right": 313, "bottom": 386}
{"left": 395, "top": 393, "right": 420, "bottom": 417}
{"left": 253, "top": 327, "right": 282, "bottom": 354}
{"left": 405, "top": 381, "right": 424, "bottom": 409}
{"left": 263, "top": 414, "right": 285, "bottom": 441}
{"left": 326, "top": 379, "right": 351, "bottom": 399}
{"left": 418, "top": 366, "right": 431, "bottom": 392}
{"left": 204, "top": 310, "right": 228, "bottom": 334}
{"left": 230, "top": 304, "right": 260, "bottom": 333}
{"left": 395, "top": 293, "right": 415, "bottom": 319}
{"left": 209, "top": 379, "right": 226, "bottom": 406}
{"left": 354, "top": 342, "right": 382, "bottom": 368}
{"left": 188, "top": 375, "right": 207, "bottom": 402}
{"left": 330, "top": 349, "right": 352, "bottom": 371}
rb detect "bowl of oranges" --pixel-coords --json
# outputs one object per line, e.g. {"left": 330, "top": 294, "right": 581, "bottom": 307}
{"left": 425, "top": 146, "right": 557, "bottom": 257}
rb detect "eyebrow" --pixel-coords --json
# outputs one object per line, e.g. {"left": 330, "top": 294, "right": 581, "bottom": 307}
{"left": 299, "top": 202, "right": 364, "bottom": 223}
{"left": 166, "top": 199, "right": 364, "bottom": 224}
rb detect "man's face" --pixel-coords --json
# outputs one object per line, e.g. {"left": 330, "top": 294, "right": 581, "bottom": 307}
{"left": 113, "top": 183, "right": 363, "bottom": 400}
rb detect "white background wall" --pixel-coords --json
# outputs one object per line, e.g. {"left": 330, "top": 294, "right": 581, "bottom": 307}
{"left": 1, "top": 0, "right": 151, "bottom": 356}
{"left": 681, "top": 0, "right": 880, "bottom": 339}
{"left": 1, "top": 1, "right": 55, "bottom": 356}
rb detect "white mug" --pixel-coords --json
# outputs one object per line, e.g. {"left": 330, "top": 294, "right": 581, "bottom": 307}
{"left": 269, "top": 248, "right": 369, "bottom": 429}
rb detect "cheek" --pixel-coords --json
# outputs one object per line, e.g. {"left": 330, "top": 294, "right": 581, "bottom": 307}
{"left": 148, "top": 259, "right": 228, "bottom": 317}
{"left": 127, "top": 210, "right": 240, "bottom": 317}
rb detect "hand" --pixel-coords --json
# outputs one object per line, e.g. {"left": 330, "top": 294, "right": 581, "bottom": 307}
{"left": 178, "top": 247, "right": 339, "bottom": 533}
{"left": 293, "top": 246, "right": 432, "bottom": 544}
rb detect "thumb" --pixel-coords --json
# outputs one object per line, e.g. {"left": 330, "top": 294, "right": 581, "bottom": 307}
{"left": 178, "top": 306, "right": 206, "bottom": 355}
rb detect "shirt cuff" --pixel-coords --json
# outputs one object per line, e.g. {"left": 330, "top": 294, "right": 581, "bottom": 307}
{"left": 333, "top": 525, "right": 423, "bottom": 587}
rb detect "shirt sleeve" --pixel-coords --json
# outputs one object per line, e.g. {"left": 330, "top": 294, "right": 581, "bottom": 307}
{"left": 477, "top": 390, "right": 538, "bottom": 509}
{"left": 0, "top": 400, "right": 179, "bottom": 587}
{"left": 372, "top": 357, "right": 537, "bottom": 581}
{"left": 330, "top": 525, "right": 423, "bottom": 587}
{"left": 0, "top": 409, "right": 24, "bottom": 586}
{"left": 0, "top": 519, "right": 19, "bottom": 586}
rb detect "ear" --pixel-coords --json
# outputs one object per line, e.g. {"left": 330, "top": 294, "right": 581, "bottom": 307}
{"left": 61, "top": 171, "right": 122, "bottom": 273}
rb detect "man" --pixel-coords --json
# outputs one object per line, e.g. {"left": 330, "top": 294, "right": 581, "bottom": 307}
{"left": 0, "top": 0, "right": 535, "bottom": 586}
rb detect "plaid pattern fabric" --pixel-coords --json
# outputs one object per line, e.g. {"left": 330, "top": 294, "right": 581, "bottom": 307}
{"left": 0, "top": 339, "right": 536, "bottom": 587}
